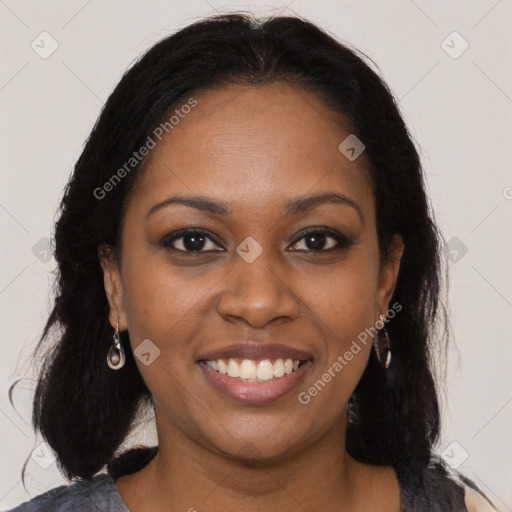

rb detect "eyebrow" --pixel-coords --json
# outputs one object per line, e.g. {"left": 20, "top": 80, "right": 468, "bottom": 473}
{"left": 146, "top": 192, "right": 363, "bottom": 222}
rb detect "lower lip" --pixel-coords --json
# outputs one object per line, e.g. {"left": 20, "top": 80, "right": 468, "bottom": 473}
{"left": 197, "top": 360, "right": 313, "bottom": 405}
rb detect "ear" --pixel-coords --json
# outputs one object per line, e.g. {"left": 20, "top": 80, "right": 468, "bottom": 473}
{"left": 98, "top": 245, "right": 128, "bottom": 331}
{"left": 375, "top": 234, "right": 404, "bottom": 320}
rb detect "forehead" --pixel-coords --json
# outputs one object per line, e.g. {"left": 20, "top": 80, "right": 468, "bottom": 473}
{"left": 126, "top": 82, "right": 374, "bottom": 221}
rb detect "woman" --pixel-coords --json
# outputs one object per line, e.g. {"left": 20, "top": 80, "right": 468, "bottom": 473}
{"left": 8, "top": 13, "right": 496, "bottom": 511}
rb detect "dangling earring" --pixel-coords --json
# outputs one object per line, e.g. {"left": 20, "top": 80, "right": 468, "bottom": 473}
{"left": 374, "top": 314, "right": 392, "bottom": 369}
{"left": 107, "top": 322, "right": 125, "bottom": 370}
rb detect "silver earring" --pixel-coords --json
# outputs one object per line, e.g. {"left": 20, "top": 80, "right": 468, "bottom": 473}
{"left": 374, "top": 314, "right": 391, "bottom": 369}
{"left": 107, "top": 322, "right": 125, "bottom": 370}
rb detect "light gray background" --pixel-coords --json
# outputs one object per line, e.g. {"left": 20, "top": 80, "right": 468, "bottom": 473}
{"left": 1, "top": 1, "right": 511, "bottom": 510}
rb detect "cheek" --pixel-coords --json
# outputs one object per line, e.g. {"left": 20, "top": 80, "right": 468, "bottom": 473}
{"left": 119, "top": 261, "right": 209, "bottom": 416}
{"left": 295, "top": 250, "right": 378, "bottom": 409}
{"left": 303, "top": 251, "right": 379, "bottom": 340}
{"left": 120, "top": 253, "right": 227, "bottom": 370}
{"left": 295, "top": 260, "right": 376, "bottom": 418}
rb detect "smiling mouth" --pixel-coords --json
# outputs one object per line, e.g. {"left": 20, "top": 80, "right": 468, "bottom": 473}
{"left": 197, "top": 357, "right": 311, "bottom": 382}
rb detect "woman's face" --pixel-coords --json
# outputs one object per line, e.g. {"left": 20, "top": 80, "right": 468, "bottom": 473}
{"left": 101, "top": 82, "right": 403, "bottom": 461}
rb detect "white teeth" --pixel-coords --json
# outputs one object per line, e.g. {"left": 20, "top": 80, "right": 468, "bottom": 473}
{"left": 273, "top": 359, "right": 285, "bottom": 377}
{"left": 239, "top": 359, "right": 257, "bottom": 379}
{"left": 227, "top": 359, "right": 240, "bottom": 378}
{"left": 257, "top": 360, "right": 274, "bottom": 381}
{"left": 205, "top": 357, "right": 305, "bottom": 381}
{"left": 218, "top": 359, "right": 227, "bottom": 375}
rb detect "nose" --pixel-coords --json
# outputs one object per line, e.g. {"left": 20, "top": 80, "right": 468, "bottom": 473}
{"left": 216, "top": 251, "right": 301, "bottom": 329}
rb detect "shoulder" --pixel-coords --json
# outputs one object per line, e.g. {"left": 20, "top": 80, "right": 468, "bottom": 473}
{"left": 424, "top": 456, "right": 497, "bottom": 511}
{"left": 463, "top": 483, "right": 497, "bottom": 512}
{"left": 5, "top": 445, "right": 157, "bottom": 512}
{"left": 458, "top": 475, "right": 497, "bottom": 512}
{"left": 398, "top": 455, "right": 497, "bottom": 511}
{"left": 5, "top": 473, "right": 127, "bottom": 512}
{"left": 435, "top": 457, "right": 497, "bottom": 511}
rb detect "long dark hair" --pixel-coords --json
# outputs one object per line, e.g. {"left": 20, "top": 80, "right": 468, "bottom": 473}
{"left": 14, "top": 13, "right": 450, "bottom": 487}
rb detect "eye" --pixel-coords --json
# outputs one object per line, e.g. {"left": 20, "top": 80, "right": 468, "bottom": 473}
{"left": 288, "top": 228, "right": 354, "bottom": 252}
{"left": 161, "top": 229, "right": 224, "bottom": 253}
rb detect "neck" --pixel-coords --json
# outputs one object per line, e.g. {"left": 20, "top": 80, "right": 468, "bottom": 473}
{"left": 119, "top": 408, "right": 382, "bottom": 511}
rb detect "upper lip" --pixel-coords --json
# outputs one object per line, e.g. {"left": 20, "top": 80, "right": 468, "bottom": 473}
{"left": 197, "top": 342, "right": 313, "bottom": 362}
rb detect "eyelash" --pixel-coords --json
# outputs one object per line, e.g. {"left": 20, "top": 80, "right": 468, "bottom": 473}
{"left": 160, "top": 227, "right": 354, "bottom": 254}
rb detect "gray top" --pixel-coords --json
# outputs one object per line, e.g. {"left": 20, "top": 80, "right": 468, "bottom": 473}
{"left": 6, "top": 446, "right": 496, "bottom": 511}
{"left": 5, "top": 474, "right": 128, "bottom": 512}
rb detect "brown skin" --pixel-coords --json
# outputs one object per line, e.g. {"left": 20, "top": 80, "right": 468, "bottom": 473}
{"left": 100, "top": 82, "right": 404, "bottom": 511}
